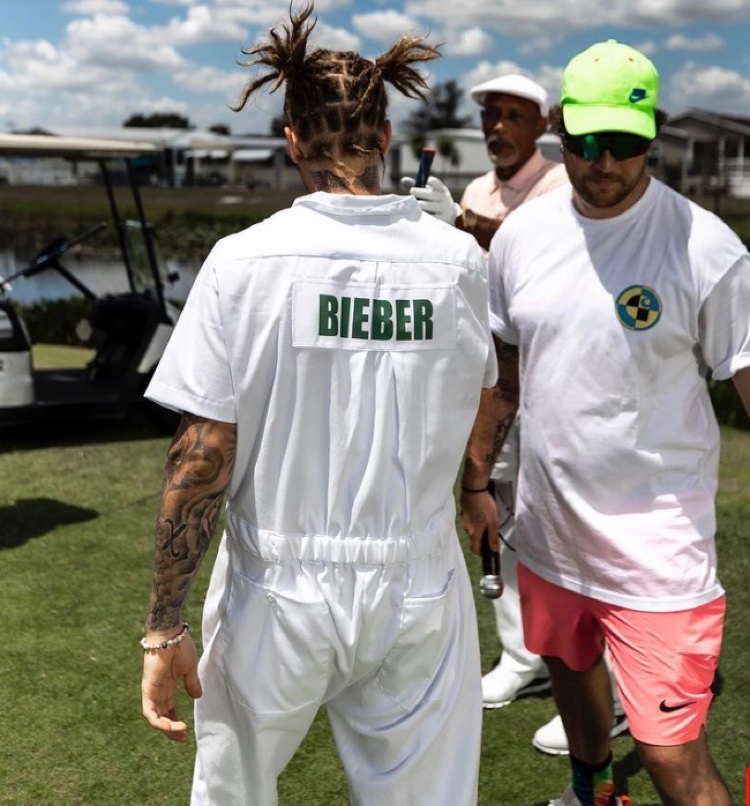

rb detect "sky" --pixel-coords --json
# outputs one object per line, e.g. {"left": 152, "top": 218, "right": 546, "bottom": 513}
{"left": 2, "top": 0, "right": 750, "bottom": 138}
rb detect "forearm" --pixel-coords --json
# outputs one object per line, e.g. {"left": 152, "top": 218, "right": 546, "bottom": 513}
{"left": 731, "top": 366, "right": 750, "bottom": 420}
{"left": 146, "top": 414, "right": 237, "bottom": 634}
{"left": 463, "top": 337, "right": 519, "bottom": 488}
{"left": 456, "top": 208, "right": 501, "bottom": 251}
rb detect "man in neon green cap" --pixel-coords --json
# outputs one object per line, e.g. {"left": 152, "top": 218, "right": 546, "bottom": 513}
{"left": 462, "top": 39, "right": 747, "bottom": 806}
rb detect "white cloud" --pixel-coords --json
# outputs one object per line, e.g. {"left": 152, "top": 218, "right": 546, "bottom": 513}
{"left": 404, "top": 0, "right": 750, "bottom": 38}
{"left": 444, "top": 28, "right": 493, "bottom": 57}
{"left": 632, "top": 40, "right": 659, "bottom": 56}
{"left": 62, "top": 0, "right": 130, "bottom": 13}
{"left": 174, "top": 63, "right": 245, "bottom": 100}
{"left": 352, "top": 10, "right": 420, "bottom": 42}
{"left": 310, "top": 21, "right": 361, "bottom": 52}
{"left": 664, "top": 33, "right": 723, "bottom": 51}
{"left": 666, "top": 61, "right": 750, "bottom": 113}
{"left": 66, "top": 15, "right": 186, "bottom": 71}
{"left": 162, "top": 5, "right": 248, "bottom": 44}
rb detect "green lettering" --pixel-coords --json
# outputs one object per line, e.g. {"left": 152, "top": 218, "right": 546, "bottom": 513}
{"left": 396, "top": 299, "right": 412, "bottom": 341}
{"left": 371, "top": 299, "right": 394, "bottom": 340}
{"left": 319, "top": 294, "right": 338, "bottom": 336}
{"left": 340, "top": 296, "right": 351, "bottom": 338}
{"left": 412, "top": 299, "right": 433, "bottom": 340}
{"left": 352, "top": 297, "right": 369, "bottom": 339}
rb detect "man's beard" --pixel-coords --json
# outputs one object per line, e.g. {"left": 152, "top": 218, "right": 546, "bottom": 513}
{"left": 574, "top": 165, "right": 645, "bottom": 210}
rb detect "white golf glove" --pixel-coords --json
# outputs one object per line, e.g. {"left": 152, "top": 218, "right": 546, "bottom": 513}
{"left": 402, "top": 176, "right": 461, "bottom": 225}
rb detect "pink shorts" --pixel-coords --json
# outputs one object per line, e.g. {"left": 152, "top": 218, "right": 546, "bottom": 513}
{"left": 518, "top": 563, "right": 725, "bottom": 746}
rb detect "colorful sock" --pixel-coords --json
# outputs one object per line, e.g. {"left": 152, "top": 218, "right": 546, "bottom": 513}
{"left": 570, "top": 752, "right": 615, "bottom": 806}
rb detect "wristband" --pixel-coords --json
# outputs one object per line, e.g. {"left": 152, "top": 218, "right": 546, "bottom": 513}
{"left": 140, "top": 622, "right": 190, "bottom": 651}
{"left": 461, "top": 485, "right": 490, "bottom": 493}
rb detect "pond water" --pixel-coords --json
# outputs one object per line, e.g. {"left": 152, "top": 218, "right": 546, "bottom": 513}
{"left": 0, "top": 250, "right": 200, "bottom": 304}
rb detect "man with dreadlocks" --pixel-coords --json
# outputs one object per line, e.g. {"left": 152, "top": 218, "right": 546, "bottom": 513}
{"left": 139, "top": 5, "right": 496, "bottom": 804}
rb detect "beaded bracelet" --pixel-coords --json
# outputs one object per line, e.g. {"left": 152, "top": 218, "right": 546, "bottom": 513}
{"left": 461, "top": 485, "right": 490, "bottom": 493}
{"left": 140, "top": 622, "right": 190, "bottom": 651}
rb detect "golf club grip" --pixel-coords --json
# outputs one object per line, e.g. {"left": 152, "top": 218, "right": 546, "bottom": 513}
{"left": 480, "top": 529, "right": 501, "bottom": 576}
{"left": 415, "top": 147, "right": 436, "bottom": 187}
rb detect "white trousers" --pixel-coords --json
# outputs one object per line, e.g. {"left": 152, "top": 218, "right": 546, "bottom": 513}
{"left": 190, "top": 509, "right": 482, "bottom": 806}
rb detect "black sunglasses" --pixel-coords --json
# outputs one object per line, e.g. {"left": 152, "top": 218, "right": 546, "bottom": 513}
{"left": 562, "top": 132, "right": 651, "bottom": 161}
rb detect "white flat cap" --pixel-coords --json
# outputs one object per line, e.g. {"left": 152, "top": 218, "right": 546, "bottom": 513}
{"left": 469, "top": 74, "right": 549, "bottom": 116}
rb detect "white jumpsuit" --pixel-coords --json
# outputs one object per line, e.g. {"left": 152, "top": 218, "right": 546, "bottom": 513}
{"left": 147, "top": 192, "right": 497, "bottom": 806}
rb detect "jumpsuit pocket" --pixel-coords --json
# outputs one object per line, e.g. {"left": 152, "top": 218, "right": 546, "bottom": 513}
{"left": 376, "top": 567, "right": 457, "bottom": 711}
{"left": 218, "top": 568, "right": 333, "bottom": 715}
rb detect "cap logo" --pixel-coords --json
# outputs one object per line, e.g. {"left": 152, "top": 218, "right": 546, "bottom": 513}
{"left": 628, "top": 88, "right": 647, "bottom": 103}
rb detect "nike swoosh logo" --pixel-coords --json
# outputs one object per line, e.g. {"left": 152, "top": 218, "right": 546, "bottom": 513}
{"left": 629, "top": 89, "right": 647, "bottom": 103}
{"left": 659, "top": 699, "right": 696, "bottom": 712}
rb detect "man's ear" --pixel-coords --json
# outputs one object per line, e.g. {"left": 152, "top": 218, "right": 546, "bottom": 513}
{"left": 536, "top": 114, "right": 549, "bottom": 139}
{"left": 380, "top": 120, "right": 393, "bottom": 156}
{"left": 285, "top": 126, "right": 303, "bottom": 164}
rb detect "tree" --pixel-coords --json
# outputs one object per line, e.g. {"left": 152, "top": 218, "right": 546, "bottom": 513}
{"left": 402, "top": 80, "right": 472, "bottom": 136}
{"left": 270, "top": 116, "right": 286, "bottom": 138}
{"left": 436, "top": 133, "right": 461, "bottom": 180}
{"left": 209, "top": 123, "right": 231, "bottom": 136}
{"left": 123, "top": 113, "right": 192, "bottom": 129}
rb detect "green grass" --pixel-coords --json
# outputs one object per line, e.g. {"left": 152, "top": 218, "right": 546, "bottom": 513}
{"left": 0, "top": 419, "right": 749, "bottom": 805}
{"left": 31, "top": 343, "right": 95, "bottom": 369}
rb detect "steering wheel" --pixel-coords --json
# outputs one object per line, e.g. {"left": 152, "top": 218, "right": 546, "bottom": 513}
{"left": 22, "top": 221, "right": 108, "bottom": 277}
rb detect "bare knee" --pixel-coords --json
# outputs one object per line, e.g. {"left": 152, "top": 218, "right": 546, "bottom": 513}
{"left": 637, "top": 735, "right": 732, "bottom": 806}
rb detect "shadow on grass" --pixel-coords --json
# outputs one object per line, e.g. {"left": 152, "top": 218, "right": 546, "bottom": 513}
{"left": 0, "top": 404, "right": 174, "bottom": 453}
{"left": 0, "top": 497, "right": 99, "bottom": 549}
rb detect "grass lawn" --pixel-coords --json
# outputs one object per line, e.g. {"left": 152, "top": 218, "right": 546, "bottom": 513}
{"left": 31, "top": 343, "right": 96, "bottom": 370}
{"left": 0, "top": 406, "right": 749, "bottom": 805}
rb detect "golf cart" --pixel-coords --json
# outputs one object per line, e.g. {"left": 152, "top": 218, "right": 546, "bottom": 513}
{"left": 0, "top": 134, "right": 180, "bottom": 428}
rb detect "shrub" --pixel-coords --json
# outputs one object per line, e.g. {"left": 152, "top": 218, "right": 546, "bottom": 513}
{"left": 11, "top": 297, "right": 92, "bottom": 346}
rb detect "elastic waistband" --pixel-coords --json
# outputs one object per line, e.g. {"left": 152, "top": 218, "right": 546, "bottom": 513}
{"left": 225, "top": 505, "right": 456, "bottom": 566}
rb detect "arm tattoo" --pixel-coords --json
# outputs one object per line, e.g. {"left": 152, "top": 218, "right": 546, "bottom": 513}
{"left": 146, "top": 414, "right": 237, "bottom": 632}
{"left": 494, "top": 342, "right": 520, "bottom": 404}
{"left": 489, "top": 412, "right": 515, "bottom": 465}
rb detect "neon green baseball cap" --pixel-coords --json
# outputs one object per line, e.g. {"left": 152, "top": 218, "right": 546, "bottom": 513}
{"left": 561, "top": 40, "right": 659, "bottom": 139}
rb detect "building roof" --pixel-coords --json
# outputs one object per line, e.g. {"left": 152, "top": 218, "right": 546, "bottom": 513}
{"left": 0, "top": 133, "right": 157, "bottom": 159}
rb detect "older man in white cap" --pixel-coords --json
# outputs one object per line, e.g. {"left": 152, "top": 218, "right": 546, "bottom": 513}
{"left": 407, "top": 74, "right": 568, "bottom": 249}
{"left": 408, "top": 74, "right": 628, "bottom": 757}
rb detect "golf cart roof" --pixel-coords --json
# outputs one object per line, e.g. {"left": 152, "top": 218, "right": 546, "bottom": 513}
{"left": 0, "top": 133, "right": 157, "bottom": 159}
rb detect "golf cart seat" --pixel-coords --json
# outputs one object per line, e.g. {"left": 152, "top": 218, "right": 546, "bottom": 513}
{"left": 86, "top": 293, "right": 162, "bottom": 384}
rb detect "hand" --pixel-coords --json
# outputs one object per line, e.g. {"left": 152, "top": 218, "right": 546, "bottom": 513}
{"left": 141, "top": 631, "right": 202, "bottom": 743}
{"left": 401, "top": 176, "right": 461, "bottom": 224}
{"left": 461, "top": 489, "right": 499, "bottom": 555}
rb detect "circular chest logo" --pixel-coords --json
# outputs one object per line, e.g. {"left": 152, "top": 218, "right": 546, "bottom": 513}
{"left": 615, "top": 285, "right": 662, "bottom": 330}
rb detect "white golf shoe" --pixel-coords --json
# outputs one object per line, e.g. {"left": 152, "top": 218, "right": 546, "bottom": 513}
{"left": 481, "top": 662, "right": 551, "bottom": 709}
{"left": 533, "top": 712, "right": 630, "bottom": 755}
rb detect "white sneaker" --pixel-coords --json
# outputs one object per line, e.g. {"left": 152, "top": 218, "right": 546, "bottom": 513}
{"left": 481, "top": 663, "right": 551, "bottom": 709}
{"left": 533, "top": 712, "right": 630, "bottom": 756}
{"left": 548, "top": 785, "right": 632, "bottom": 806}
{"left": 548, "top": 787, "right": 581, "bottom": 806}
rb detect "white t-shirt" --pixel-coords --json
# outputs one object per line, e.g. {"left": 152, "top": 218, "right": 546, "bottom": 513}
{"left": 148, "top": 192, "right": 496, "bottom": 543}
{"left": 488, "top": 178, "right": 750, "bottom": 611}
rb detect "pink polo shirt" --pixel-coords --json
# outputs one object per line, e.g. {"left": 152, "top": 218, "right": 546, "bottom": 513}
{"left": 460, "top": 148, "right": 569, "bottom": 224}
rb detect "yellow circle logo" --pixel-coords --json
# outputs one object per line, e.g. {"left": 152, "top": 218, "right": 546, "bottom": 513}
{"left": 615, "top": 285, "right": 662, "bottom": 331}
